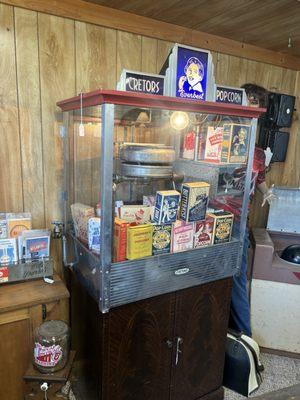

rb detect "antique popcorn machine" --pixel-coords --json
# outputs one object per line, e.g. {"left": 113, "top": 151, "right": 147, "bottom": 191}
{"left": 57, "top": 90, "right": 264, "bottom": 313}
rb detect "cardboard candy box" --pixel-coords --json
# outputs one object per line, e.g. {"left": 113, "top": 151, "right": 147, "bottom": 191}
{"left": 194, "top": 216, "right": 214, "bottom": 248}
{"left": 209, "top": 211, "right": 234, "bottom": 244}
{"left": 204, "top": 126, "right": 224, "bottom": 162}
{"left": 71, "top": 203, "right": 95, "bottom": 243}
{"left": 6, "top": 213, "right": 32, "bottom": 238}
{"left": 120, "top": 205, "right": 151, "bottom": 224}
{"left": 152, "top": 224, "right": 172, "bottom": 255}
{"left": 88, "top": 217, "right": 101, "bottom": 253}
{"left": 153, "top": 190, "right": 181, "bottom": 225}
{"left": 221, "top": 123, "right": 250, "bottom": 164}
{"left": 171, "top": 220, "right": 194, "bottom": 253}
{"left": 0, "top": 214, "right": 7, "bottom": 239}
{"left": 113, "top": 218, "right": 130, "bottom": 262}
{"left": 126, "top": 224, "right": 153, "bottom": 260}
{"left": 180, "top": 182, "right": 210, "bottom": 222}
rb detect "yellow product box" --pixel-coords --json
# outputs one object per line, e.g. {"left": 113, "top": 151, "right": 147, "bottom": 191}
{"left": 6, "top": 213, "right": 32, "bottom": 238}
{"left": 126, "top": 223, "right": 153, "bottom": 260}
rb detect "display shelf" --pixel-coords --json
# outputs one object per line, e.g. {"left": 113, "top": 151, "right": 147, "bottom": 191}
{"left": 0, "top": 257, "right": 53, "bottom": 284}
{"left": 58, "top": 89, "right": 264, "bottom": 312}
{"left": 70, "top": 231, "right": 240, "bottom": 309}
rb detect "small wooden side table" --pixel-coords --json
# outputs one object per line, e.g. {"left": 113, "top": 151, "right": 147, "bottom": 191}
{"left": 23, "top": 351, "right": 76, "bottom": 399}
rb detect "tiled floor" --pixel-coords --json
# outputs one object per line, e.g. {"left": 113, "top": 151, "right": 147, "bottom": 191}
{"left": 73, "top": 352, "right": 300, "bottom": 400}
{"left": 224, "top": 353, "right": 300, "bottom": 399}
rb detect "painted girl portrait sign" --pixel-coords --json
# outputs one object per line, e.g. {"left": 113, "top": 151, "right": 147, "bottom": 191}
{"left": 176, "top": 47, "right": 208, "bottom": 100}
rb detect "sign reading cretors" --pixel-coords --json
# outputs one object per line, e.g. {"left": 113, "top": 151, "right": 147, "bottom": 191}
{"left": 117, "top": 70, "right": 165, "bottom": 95}
{"left": 215, "top": 85, "right": 247, "bottom": 105}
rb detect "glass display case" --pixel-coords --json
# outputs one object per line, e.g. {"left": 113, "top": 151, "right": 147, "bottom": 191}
{"left": 57, "top": 90, "right": 264, "bottom": 313}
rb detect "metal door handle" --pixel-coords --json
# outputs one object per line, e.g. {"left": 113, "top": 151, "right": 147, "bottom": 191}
{"left": 175, "top": 336, "right": 183, "bottom": 366}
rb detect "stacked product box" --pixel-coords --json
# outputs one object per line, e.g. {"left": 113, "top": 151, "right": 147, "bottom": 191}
{"left": 113, "top": 218, "right": 130, "bottom": 262}
{"left": 127, "top": 224, "right": 153, "bottom": 260}
{"left": 71, "top": 203, "right": 95, "bottom": 243}
{"left": 171, "top": 220, "right": 194, "bottom": 253}
{"left": 194, "top": 216, "right": 214, "bottom": 248}
{"left": 88, "top": 217, "right": 100, "bottom": 254}
{"left": 152, "top": 224, "right": 172, "bottom": 255}
{"left": 180, "top": 182, "right": 210, "bottom": 222}
{"left": 209, "top": 211, "right": 234, "bottom": 244}
{"left": 153, "top": 190, "right": 181, "bottom": 225}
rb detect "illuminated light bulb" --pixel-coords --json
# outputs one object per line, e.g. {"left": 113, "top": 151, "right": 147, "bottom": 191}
{"left": 170, "top": 111, "right": 190, "bottom": 130}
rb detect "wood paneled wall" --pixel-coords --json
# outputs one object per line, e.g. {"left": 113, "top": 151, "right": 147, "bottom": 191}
{"left": 0, "top": 2, "right": 299, "bottom": 233}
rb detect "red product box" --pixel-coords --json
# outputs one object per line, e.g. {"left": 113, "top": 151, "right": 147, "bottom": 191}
{"left": 113, "top": 218, "right": 130, "bottom": 262}
{"left": 194, "top": 217, "right": 214, "bottom": 248}
{"left": 0, "top": 266, "right": 9, "bottom": 283}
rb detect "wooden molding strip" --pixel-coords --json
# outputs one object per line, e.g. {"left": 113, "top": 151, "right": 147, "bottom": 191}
{"left": 2, "top": 0, "right": 300, "bottom": 70}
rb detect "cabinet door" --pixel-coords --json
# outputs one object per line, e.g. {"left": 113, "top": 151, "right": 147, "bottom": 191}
{"left": 104, "top": 293, "right": 175, "bottom": 400}
{"left": 0, "top": 309, "right": 31, "bottom": 400}
{"left": 171, "top": 278, "right": 232, "bottom": 400}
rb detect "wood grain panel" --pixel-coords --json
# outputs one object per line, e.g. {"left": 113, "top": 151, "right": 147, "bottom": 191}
{"left": 104, "top": 294, "right": 175, "bottom": 400}
{"left": 0, "top": 317, "right": 30, "bottom": 400}
{"left": 215, "top": 53, "right": 230, "bottom": 85}
{"left": 38, "top": 13, "right": 75, "bottom": 226}
{"left": 117, "top": 30, "right": 142, "bottom": 79}
{"left": 86, "top": 0, "right": 300, "bottom": 58}
{"left": 15, "top": 7, "right": 45, "bottom": 227}
{"left": 171, "top": 279, "right": 232, "bottom": 400}
{"left": 75, "top": 21, "right": 117, "bottom": 92}
{"left": 4, "top": 0, "right": 300, "bottom": 68}
{"left": 0, "top": 3, "right": 23, "bottom": 212}
{"left": 141, "top": 36, "right": 158, "bottom": 74}
{"left": 156, "top": 39, "right": 173, "bottom": 74}
{"left": 282, "top": 71, "right": 300, "bottom": 187}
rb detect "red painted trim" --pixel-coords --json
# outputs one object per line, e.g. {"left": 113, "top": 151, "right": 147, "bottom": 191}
{"left": 57, "top": 90, "right": 266, "bottom": 118}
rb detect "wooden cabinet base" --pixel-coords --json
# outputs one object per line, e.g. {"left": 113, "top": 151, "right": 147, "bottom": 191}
{"left": 0, "top": 276, "right": 69, "bottom": 400}
{"left": 70, "top": 271, "right": 232, "bottom": 400}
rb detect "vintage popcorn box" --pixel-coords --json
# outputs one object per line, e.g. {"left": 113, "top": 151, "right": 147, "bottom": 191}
{"left": 152, "top": 224, "right": 172, "bottom": 255}
{"left": 24, "top": 235, "right": 50, "bottom": 260}
{"left": 6, "top": 213, "right": 32, "bottom": 238}
{"left": 127, "top": 224, "right": 153, "bottom": 260}
{"left": 120, "top": 205, "right": 151, "bottom": 224}
{"left": 0, "top": 214, "right": 7, "bottom": 239}
{"left": 180, "top": 182, "right": 210, "bottom": 222}
{"left": 182, "top": 131, "right": 196, "bottom": 160}
{"left": 71, "top": 203, "right": 95, "bottom": 243}
{"left": 209, "top": 211, "right": 234, "bottom": 245}
{"left": 204, "top": 126, "right": 224, "bottom": 162}
{"left": 113, "top": 218, "right": 130, "bottom": 262}
{"left": 153, "top": 190, "right": 181, "bottom": 225}
{"left": 221, "top": 123, "right": 250, "bottom": 164}
{"left": 143, "top": 195, "right": 156, "bottom": 207}
{"left": 88, "top": 217, "right": 100, "bottom": 253}
{"left": 171, "top": 220, "right": 194, "bottom": 253}
{"left": 0, "top": 238, "right": 18, "bottom": 264}
{"left": 194, "top": 216, "right": 214, "bottom": 248}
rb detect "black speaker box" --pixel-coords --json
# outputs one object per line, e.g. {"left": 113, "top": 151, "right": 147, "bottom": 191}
{"left": 266, "top": 92, "right": 295, "bottom": 128}
{"left": 258, "top": 127, "right": 289, "bottom": 162}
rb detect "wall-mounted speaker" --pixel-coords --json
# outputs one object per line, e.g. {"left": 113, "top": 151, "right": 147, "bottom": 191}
{"left": 258, "top": 127, "right": 290, "bottom": 162}
{"left": 266, "top": 93, "right": 295, "bottom": 128}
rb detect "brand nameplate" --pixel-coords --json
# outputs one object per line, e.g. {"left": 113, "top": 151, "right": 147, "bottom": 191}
{"left": 125, "top": 72, "right": 164, "bottom": 95}
{"left": 216, "top": 86, "right": 244, "bottom": 105}
{"left": 174, "top": 267, "right": 190, "bottom": 276}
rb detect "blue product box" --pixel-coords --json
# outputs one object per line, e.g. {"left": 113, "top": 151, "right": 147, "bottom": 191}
{"left": 88, "top": 217, "right": 100, "bottom": 253}
{"left": 153, "top": 190, "right": 181, "bottom": 225}
{"left": 0, "top": 238, "right": 18, "bottom": 264}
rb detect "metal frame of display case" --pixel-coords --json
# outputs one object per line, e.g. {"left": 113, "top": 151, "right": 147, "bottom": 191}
{"left": 58, "top": 90, "right": 264, "bottom": 313}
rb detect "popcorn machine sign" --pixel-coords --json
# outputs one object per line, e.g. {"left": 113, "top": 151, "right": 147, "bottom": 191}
{"left": 34, "top": 342, "right": 62, "bottom": 367}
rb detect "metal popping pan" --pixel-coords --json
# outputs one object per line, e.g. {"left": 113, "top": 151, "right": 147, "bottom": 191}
{"left": 120, "top": 163, "right": 173, "bottom": 178}
{"left": 119, "top": 142, "right": 175, "bottom": 165}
